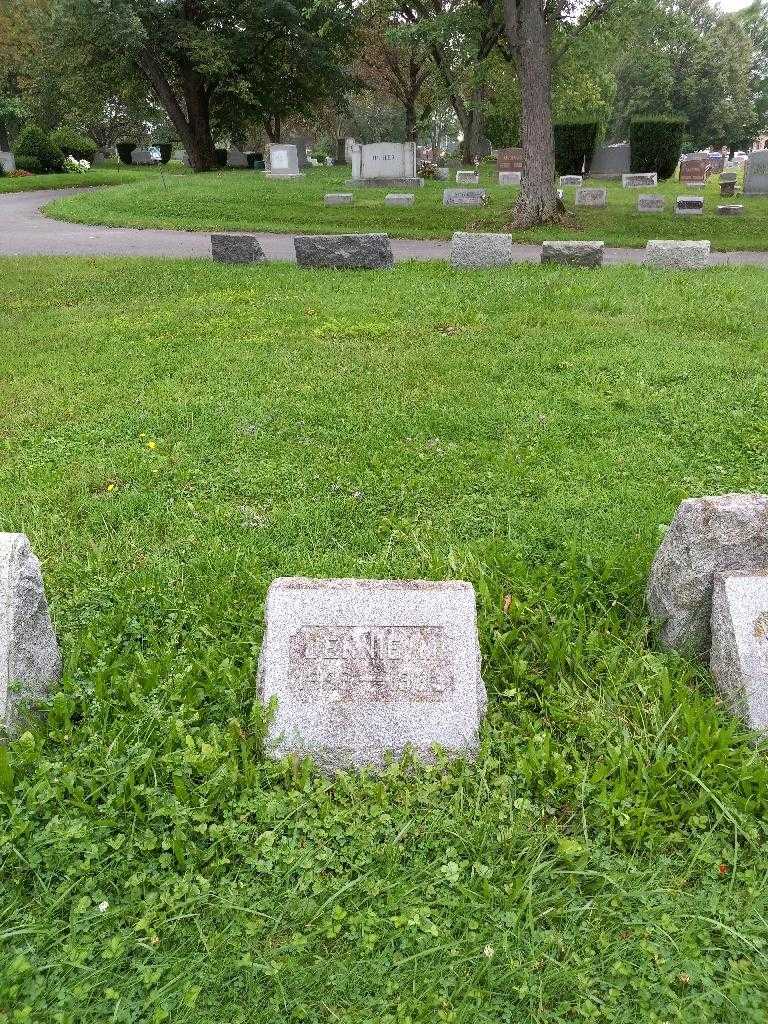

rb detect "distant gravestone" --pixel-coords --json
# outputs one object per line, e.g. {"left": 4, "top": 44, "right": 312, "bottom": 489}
{"left": 498, "top": 171, "right": 521, "bottom": 186}
{"left": 680, "top": 158, "right": 708, "bottom": 186}
{"left": 541, "top": 241, "right": 604, "bottom": 268}
{"left": 648, "top": 494, "right": 768, "bottom": 656}
{"left": 637, "top": 194, "right": 665, "bottom": 213}
{"left": 384, "top": 193, "right": 415, "bottom": 207}
{"left": 496, "top": 148, "right": 523, "bottom": 173}
{"left": 435, "top": 167, "right": 450, "bottom": 181}
{"left": 130, "top": 148, "right": 153, "bottom": 166}
{"left": 450, "top": 232, "right": 517, "bottom": 269}
{"left": 559, "top": 175, "right": 583, "bottom": 187}
{"left": 211, "top": 234, "right": 265, "bottom": 264}
{"left": 1, "top": 534, "right": 61, "bottom": 732}
{"left": 344, "top": 138, "right": 356, "bottom": 164}
{"left": 720, "top": 180, "right": 737, "bottom": 198}
{"left": 294, "top": 233, "right": 394, "bottom": 270}
{"left": 717, "top": 204, "right": 743, "bottom": 216}
{"left": 744, "top": 151, "right": 768, "bottom": 195}
{"left": 710, "top": 574, "right": 768, "bottom": 730}
{"left": 643, "top": 239, "right": 711, "bottom": 270}
{"left": 226, "top": 149, "right": 248, "bottom": 168}
{"left": 287, "top": 136, "right": 310, "bottom": 170}
{"left": 676, "top": 195, "right": 704, "bottom": 215}
{"left": 589, "top": 143, "right": 630, "bottom": 179}
{"left": 575, "top": 187, "right": 607, "bottom": 208}
{"left": 456, "top": 170, "right": 479, "bottom": 185}
{"left": 622, "top": 173, "right": 657, "bottom": 188}
{"left": 0, "top": 151, "right": 15, "bottom": 173}
{"left": 442, "top": 188, "right": 487, "bottom": 207}
{"left": 258, "top": 577, "right": 486, "bottom": 771}
{"left": 720, "top": 171, "right": 738, "bottom": 184}
{"left": 349, "top": 142, "right": 422, "bottom": 187}
{"left": 324, "top": 193, "right": 354, "bottom": 206}
{"left": 266, "top": 144, "right": 303, "bottom": 178}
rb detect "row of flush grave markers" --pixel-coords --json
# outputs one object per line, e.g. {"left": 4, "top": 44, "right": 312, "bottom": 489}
{"left": 2, "top": 495, "right": 768, "bottom": 772}
{"left": 212, "top": 233, "right": 717, "bottom": 271}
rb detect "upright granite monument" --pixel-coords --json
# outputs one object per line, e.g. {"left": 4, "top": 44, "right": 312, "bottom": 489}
{"left": 744, "top": 151, "right": 768, "bottom": 196}
{"left": 259, "top": 577, "right": 486, "bottom": 771}
{"left": 348, "top": 142, "right": 422, "bottom": 187}
{"left": 589, "top": 143, "right": 630, "bottom": 179}
{"left": 265, "top": 144, "right": 304, "bottom": 178}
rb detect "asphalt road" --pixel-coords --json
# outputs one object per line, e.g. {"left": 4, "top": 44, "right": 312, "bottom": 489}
{"left": 1, "top": 187, "right": 766, "bottom": 265}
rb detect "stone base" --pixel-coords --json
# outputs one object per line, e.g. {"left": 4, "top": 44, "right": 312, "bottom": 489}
{"left": 264, "top": 171, "right": 305, "bottom": 179}
{"left": 643, "top": 239, "right": 711, "bottom": 270}
{"left": 541, "top": 241, "right": 604, "bottom": 268}
{"left": 324, "top": 193, "right": 354, "bottom": 206}
{"left": 211, "top": 234, "right": 265, "bottom": 264}
{"left": 294, "top": 233, "right": 394, "bottom": 270}
{"left": 346, "top": 177, "right": 424, "bottom": 188}
{"left": 450, "top": 232, "right": 517, "bottom": 269}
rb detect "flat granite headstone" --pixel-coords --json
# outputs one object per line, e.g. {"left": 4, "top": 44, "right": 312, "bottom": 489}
{"left": 258, "top": 577, "right": 486, "bottom": 771}
{"left": 647, "top": 494, "right": 768, "bottom": 656}
{"left": 720, "top": 171, "right": 738, "bottom": 184}
{"left": 717, "top": 204, "right": 743, "bottom": 216}
{"left": 744, "top": 151, "right": 768, "bottom": 195}
{"left": 643, "top": 240, "right": 711, "bottom": 270}
{"left": 676, "top": 195, "right": 704, "bottom": 215}
{"left": 622, "top": 173, "right": 657, "bottom": 188}
{"left": 450, "top": 232, "right": 517, "bottom": 269}
{"left": 575, "top": 187, "right": 607, "bottom": 208}
{"left": 294, "top": 233, "right": 394, "bottom": 270}
{"left": 637, "top": 194, "right": 665, "bottom": 213}
{"left": 1, "top": 534, "right": 61, "bottom": 732}
{"left": 559, "top": 175, "right": 583, "bottom": 187}
{"left": 498, "top": 171, "right": 521, "bottom": 186}
{"left": 456, "top": 170, "right": 479, "bottom": 185}
{"left": 541, "top": 241, "right": 604, "bottom": 268}
{"left": 710, "top": 574, "right": 768, "bottom": 730}
{"left": 324, "top": 193, "right": 354, "bottom": 206}
{"left": 384, "top": 193, "right": 415, "bottom": 206}
{"left": 443, "top": 188, "right": 487, "bottom": 207}
{"left": 211, "top": 234, "right": 265, "bottom": 264}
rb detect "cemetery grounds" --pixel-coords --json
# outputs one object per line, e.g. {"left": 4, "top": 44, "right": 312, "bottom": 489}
{"left": 2, "top": 178, "right": 768, "bottom": 1024}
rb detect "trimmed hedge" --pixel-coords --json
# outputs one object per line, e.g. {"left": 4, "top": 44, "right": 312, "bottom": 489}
{"left": 630, "top": 116, "right": 686, "bottom": 179}
{"left": 15, "top": 156, "right": 43, "bottom": 174}
{"left": 116, "top": 142, "right": 136, "bottom": 165}
{"left": 554, "top": 121, "right": 599, "bottom": 175}
{"left": 14, "top": 127, "right": 64, "bottom": 173}
{"left": 50, "top": 126, "right": 97, "bottom": 163}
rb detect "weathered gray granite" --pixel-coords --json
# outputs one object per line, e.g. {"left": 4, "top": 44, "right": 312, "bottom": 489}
{"left": 642, "top": 240, "right": 711, "bottom": 269}
{"left": 744, "top": 151, "right": 768, "bottom": 196}
{"left": 294, "top": 233, "right": 394, "bottom": 269}
{"left": 498, "top": 172, "right": 521, "bottom": 186}
{"left": 384, "top": 193, "right": 415, "bottom": 206}
{"left": 443, "top": 189, "right": 487, "bottom": 207}
{"left": 559, "top": 175, "right": 583, "bottom": 187}
{"left": 710, "top": 574, "right": 768, "bottom": 730}
{"left": 258, "top": 577, "right": 486, "bottom": 771}
{"left": 211, "top": 234, "right": 265, "bottom": 264}
{"left": 717, "top": 205, "right": 743, "bottom": 216}
{"left": 637, "top": 194, "right": 665, "bottom": 213}
{"left": 324, "top": 193, "right": 354, "bottom": 206}
{"left": 455, "top": 170, "right": 479, "bottom": 185}
{"left": 676, "top": 196, "right": 704, "bottom": 215}
{"left": 541, "top": 241, "right": 604, "bottom": 268}
{"left": 1, "top": 534, "right": 61, "bottom": 732}
{"left": 575, "top": 187, "right": 607, "bottom": 208}
{"left": 435, "top": 167, "right": 450, "bottom": 181}
{"left": 648, "top": 494, "right": 768, "bottom": 656}
{"left": 590, "top": 142, "right": 630, "bottom": 179}
{"left": 450, "top": 232, "right": 517, "bottom": 269}
{"left": 623, "top": 173, "right": 657, "bottom": 188}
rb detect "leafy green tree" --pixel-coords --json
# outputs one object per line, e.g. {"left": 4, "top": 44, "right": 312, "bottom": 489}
{"left": 739, "top": 0, "right": 768, "bottom": 142}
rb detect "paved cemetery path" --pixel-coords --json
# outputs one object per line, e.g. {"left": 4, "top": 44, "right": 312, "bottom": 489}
{"left": 2, "top": 187, "right": 768, "bottom": 265}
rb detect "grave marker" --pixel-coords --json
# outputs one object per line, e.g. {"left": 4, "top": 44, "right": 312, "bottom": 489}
{"left": 637, "top": 194, "right": 665, "bottom": 213}
{"left": 710, "top": 574, "right": 768, "bottom": 730}
{"left": 211, "top": 235, "right": 265, "bottom": 264}
{"left": 541, "top": 241, "right": 604, "bottom": 268}
{"left": 676, "top": 195, "right": 704, "bottom": 215}
{"left": 265, "top": 144, "right": 304, "bottom": 178}
{"left": 349, "top": 142, "right": 422, "bottom": 187}
{"left": 643, "top": 239, "right": 711, "bottom": 270}
{"left": 559, "top": 175, "right": 583, "bottom": 187}
{"left": 744, "top": 151, "right": 768, "bottom": 195}
{"left": 622, "top": 173, "right": 657, "bottom": 188}
{"left": 450, "top": 232, "right": 517, "bottom": 269}
{"left": 575, "top": 187, "right": 607, "bottom": 208}
{"left": 294, "top": 234, "right": 394, "bottom": 270}
{"left": 498, "top": 171, "right": 521, "bottom": 186}
{"left": 496, "top": 147, "right": 523, "bottom": 173}
{"left": 442, "top": 189, "right": 487, "bottom": 207}
{"left": 456, "top": 170, "right": 479, "bottom": 185}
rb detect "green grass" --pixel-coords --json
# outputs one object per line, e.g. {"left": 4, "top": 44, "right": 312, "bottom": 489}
{"left": 2, "top": 257, "right": 768, "bottom": 1023}
{"left": 0, "top": 162, "right": 190, "bottom": 193}
{"left": 42, "top": 163, "right": 768, "bottom": 250}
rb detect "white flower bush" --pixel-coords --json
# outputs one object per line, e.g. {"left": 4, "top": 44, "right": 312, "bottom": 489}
{"left": 63, "top": 155, "right": 91, "bottom": 174}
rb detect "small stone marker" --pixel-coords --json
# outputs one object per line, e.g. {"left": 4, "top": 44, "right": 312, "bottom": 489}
{"left": 456, "top": 170, "right": 479, "bottom": 185}
{"left": 498, "top": 171, "right": 521, "bottom": 186}
{"left": 643, "top": 239, "right": 711, "bottom": 269}
{"left": 258, "top": 577, "right": 486, "bottom": 771}
{"left": 720, "top": 180, "right": 737, "bottom": 198}
{"left": 676, "top": 195, "right": 704, "bottom": 215}
{"left": 720, "top": 171, "right": 738, "bottom": 183}
{"left": 622, "top": 172, "right": 657, "bottom": 188}
{"left": 1, "top": 534, "right": 61, "bottom": 732}
{"left": 294, "top": 233, "right": 394, "bottom": 270}
{"left": 541, "top": 241, "right": 604, "bottom": 268}
{"left": 324, "top": 193, "right": 354, "bottom": 206}
{"left": 637, "top": 194, "right": 665, "bottom": 213}
{"left": 710, "top": 574, "right": 768, "bottom": 730}
{"left": 384, "top": 193, "right": 415, "bottom": 207}
{"left": 442, "top": 188, "right": 487, "bottom": 207}
{"left": 647, "top": 494, "right": 768, "bottom": 655}
{"left": 575, "top": 187, "right": 607, "bottom": 208}
{"left": 590, "top": 142, "right": 630, "bottom": 179}
{"left": 450, "top": 232, "right": 517, "bottom": 269}
{"left": 435, "top": 167, "right": 450, "bottom": 180}
{"left": 559, "top": 175, "right": 583, "bottom": 187}
{"left": 717, "top": 204, "right": 743, "bottom": 216}
{"left": 265, "top": 143, "right": 303, "bottom": 178}
{"left": 211, "top": 234, "right": 265, "bottom": 264}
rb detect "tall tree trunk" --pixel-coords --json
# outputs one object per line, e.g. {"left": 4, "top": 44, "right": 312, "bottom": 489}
{"left": 138, "top": 51, "right": 217, "bottom": 171}
{"left": 404, "top": 98, "right": 417, "bottom": 142}
{"left": 504, "top": 0, "right": 562, "bottom": 227}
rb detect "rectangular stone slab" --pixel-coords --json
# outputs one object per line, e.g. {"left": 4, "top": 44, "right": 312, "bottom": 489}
{"left": 450, "top": 232, "right": 518, "bottom": 268}
{"left": 711, "top": 574, "right": 768, "bottom": 730}
{"left": 258, "top": 578, "right": 486, "bottom": 771}
{"left": 498, "top": 171, "right": 521, "bottom": 186}
{"left": 622, "top": 173, "right": 657, "bottom": 188}
{"left": 443, "top": 189, "right": 487, "bottom": 207}
{"left": 637, "top": 194, "right": 665, "bottom": 213}
{"left": 541, "top": 241, "right": 604, "bottom": 268}
{"left": 676, "top": 196, "right": 704, "bottom": 215}
{"left": 384, "top": 193, "right": 415, "bottom": 206}
{"left": 294, "top": 234, "right": 394, "bottom": 270}
{"left": 324, "top": 193, "right": 354, "bottom": 206}
{"left": 455, "top": 171, "right": 479, "bottom": 184}
{"left": 643, "top": 240, "right": 711, "bottom": 269}
{"left": 575, "top": 187, "right": 607, "bottom": 208}
{"left": 211, "top": 234, "right": 265, "bottom": 264}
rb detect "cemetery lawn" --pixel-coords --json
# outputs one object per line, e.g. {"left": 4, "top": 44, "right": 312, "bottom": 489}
{"left": 45, "top": 163, "right": 768, "bottom": 250}
{"left": 0, "top": 163, "right": 190, "bottom": 193}
{"left": 3, "top": 256, "right": 768, "bottom": 1023}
